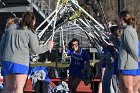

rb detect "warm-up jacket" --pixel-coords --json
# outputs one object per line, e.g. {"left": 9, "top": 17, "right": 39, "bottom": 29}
{"left": 0, "top": 25, "right": 50, "bottom": 66}
{"left": 118, "top": 25, "right": 138, "bottom": 70}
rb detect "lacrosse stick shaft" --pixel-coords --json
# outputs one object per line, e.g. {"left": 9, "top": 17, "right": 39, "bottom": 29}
{"left": 71, "top": 0, "right": 104, "bottom": 29}
{"left": 36, "top": 10, "right": 56, "bottom": 31}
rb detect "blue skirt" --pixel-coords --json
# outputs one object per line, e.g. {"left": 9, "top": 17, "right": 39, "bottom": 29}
{"left": 119, "top": 62, "right": 140, "bottom": 76}
{"left": 1, "top": 61, "right": 29, "bottom": 76}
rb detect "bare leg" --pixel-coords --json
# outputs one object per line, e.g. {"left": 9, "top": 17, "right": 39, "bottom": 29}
{"left": 3, "top": 76, "right": 6, "bottom": 93}
{"left": 119, "top": 74, "right": 125, "bottom": 93}
{"left": 14, "top": 74, "right": 28, "bottom": 93}
{"left": 98, "top": 82, "right": 102, "bottom": 93}
{"left": 4, "top": 74, "right": 14, "bottom": 93}
{"left": 134, "top": 76, "right": 140, "bottom": 93}
{"left": 121, "top": 74, "right": 134, "bottom": 93}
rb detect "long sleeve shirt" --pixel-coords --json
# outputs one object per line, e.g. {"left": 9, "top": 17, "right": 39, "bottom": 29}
{"left": 118, "top": 25, "right": 138, "bottom": 70}
{"left": 0, "top": 26, "right": 50, "bottom": 66}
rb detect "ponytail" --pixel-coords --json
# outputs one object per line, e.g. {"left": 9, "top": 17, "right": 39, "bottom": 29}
{"left": 19, "top": 12, "right": 36, "bottom": 32}
{"left": 127, "top": 16, "right": 137, "bottom": 28}
{"left": 119, "top": 10, "right": 137, "bottom": 29}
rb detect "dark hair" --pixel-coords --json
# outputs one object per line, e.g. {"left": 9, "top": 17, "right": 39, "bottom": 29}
{"left": 119, "top": 10, "right": 137, "bottom": 28}
{"left": 68, "top": 38, "right": 79, "bottom": 48}
{"left": 19, "top": 12, "right": 36, "bottom": 32}
{"left": 71, "top": 38, "right": 79, "bottom": 44}
{"left": 110, "top": 26, "right": 119, "bottom": 33}
{"left": 14, "top": 17, "right": 21, "bottom": 25}
{"left": 110, "top": 26, "right": 122, "bottom": 37}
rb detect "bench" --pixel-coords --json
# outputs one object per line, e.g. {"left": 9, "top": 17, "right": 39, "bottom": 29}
{"left": 0, "top": 78, "right": 101, "bottom": 93}
{"left": 50, "top": 78, "right": 101, "bottom": 93}
{"left": 24, "top": 79, "right": 35, "bottom": 93}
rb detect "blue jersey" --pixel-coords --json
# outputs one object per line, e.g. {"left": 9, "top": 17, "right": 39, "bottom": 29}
{"left": 102, "top": 48, "right": 109, "bottom": 68}
{"left": 68, "top": 48, "right": 90, "bottom": 78}
{"left": 102, "top": 48, "right": 119, "bottom": 75}
{"left": 29, "top": 66, "right": 50, "bottom": 83}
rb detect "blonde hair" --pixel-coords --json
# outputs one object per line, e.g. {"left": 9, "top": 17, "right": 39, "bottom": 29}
{"left": 5, "top": 17, "right": 14, "bottom": 29}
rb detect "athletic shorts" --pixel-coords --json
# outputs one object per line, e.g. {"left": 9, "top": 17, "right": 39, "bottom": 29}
{"left": 1, "top": 61, "right": 29, "bottom": 76}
